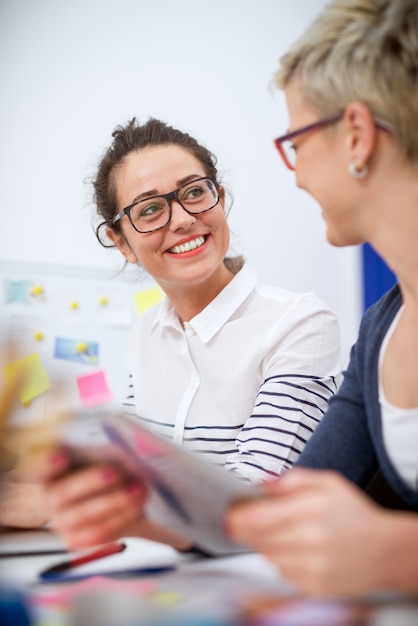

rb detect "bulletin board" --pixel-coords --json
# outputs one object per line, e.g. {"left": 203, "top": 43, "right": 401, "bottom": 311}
{"left": 0, "top": 260, "right": 163, "bottom": 427}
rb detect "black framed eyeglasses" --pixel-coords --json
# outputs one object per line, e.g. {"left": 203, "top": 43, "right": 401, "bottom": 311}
{"left": 274, "top": 112, "right": 393, "bottom": 171}
{"left": 112, "top": 176, "right": 220, "bottom": 234}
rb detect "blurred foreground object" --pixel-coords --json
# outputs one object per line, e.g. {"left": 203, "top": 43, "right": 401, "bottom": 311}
{"left": 0, "top": 341, "right": 25, "bottom": 469}
{"left": 0, "top": 342, "right": 70, "bottom": 527}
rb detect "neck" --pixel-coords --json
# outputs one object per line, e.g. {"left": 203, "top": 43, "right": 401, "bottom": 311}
{"left": 161, "top": 263, "right": 235, "bottom": 324}
{"left": 372, "top": 218, "right": 418, "bottom": 302}
{"left": 366, "top": 165, "right": 418, "bottom": 303}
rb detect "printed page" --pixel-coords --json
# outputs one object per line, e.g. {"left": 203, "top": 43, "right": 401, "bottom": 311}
{"left": 63, "top": 410, "right": 262, "bottom": 556}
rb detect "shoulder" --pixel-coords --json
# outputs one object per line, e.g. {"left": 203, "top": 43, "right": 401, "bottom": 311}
{"left": 244, "top": 283, "right": 340, "bottom": 358}
{"left": 232, "top": 264, "right": 331, "bottom": 316}
{"left": 350, "top": 284, "right": 402, "bottom": 368}
{"left": 256, "top": 282, "right": 334, "bottom": 317}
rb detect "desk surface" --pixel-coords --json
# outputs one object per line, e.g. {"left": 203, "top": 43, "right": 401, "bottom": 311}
{"left": 1, "top": 529, "right": 417, "bottom": 626}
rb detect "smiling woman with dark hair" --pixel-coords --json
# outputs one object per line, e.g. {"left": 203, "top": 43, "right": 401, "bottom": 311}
{"left": 37, "top": 116, "right": 340, "bottom": 551}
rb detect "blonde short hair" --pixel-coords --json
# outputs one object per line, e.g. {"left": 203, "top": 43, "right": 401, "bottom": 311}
{"left": 274, "top": 0, "right": 418, "bottom": 163}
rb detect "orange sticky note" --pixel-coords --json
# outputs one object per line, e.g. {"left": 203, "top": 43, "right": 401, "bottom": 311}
{"left": 134, "top": 286, "right": 164, "bottom": 314}
{"left": 3, "top": 353, "right": 51, "bottom": 405}
{"left": 76, "top": 370, "right": 113, "bottom": 408}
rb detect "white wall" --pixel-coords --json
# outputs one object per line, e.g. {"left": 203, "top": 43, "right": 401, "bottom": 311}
{"left": 0, "top": 0, "right": 362, "bottom": 362}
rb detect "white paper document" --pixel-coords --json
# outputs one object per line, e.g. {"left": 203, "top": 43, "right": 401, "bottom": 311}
{"left": 62, "top": 410, "right": 262, "bottom": 556}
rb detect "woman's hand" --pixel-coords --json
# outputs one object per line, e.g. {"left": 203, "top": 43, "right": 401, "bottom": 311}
{"left": 226, "top": 468, "right": 418, "bottom": 597}
{"left": 40, "top": 447, "right": 147, "bottom": 550}
{"left": 0, "top": 474, "right": 49, "bottom": 528}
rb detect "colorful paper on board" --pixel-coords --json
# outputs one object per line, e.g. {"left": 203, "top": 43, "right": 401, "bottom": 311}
{"left": 54, "top": 337, "right": 99, "bottom": 365}
{"left": 76, "top": 370, "right": 113, "bottom": 407}
{"left": 3, "top": 353, "right": 51, "bottom": 404}
{"left": 134, "top": 286, "right": 164, "bottom": 314}
{"left": 3, "top": 279, "right": 46, "bottom": 304}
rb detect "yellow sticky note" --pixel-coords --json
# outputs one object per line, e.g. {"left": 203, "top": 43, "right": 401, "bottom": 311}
{"left": 34, "top": 331, "right": 44, "bottom": 342}
{"left": 151, "top": 590, "right": 182, "bottom": 605}
{"left": 3, "top": 353, "right": 51, "bottom": 405}
{"left": 134, "top": 286, "right": 164, "bottom": 314}
{"left": 99, "top": 296, "right": 108, "bottom": 306}
{"left": 69, "top": 300, "right": 79, "bottom": 310}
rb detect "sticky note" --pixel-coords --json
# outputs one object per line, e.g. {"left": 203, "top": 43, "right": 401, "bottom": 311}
{"left": 69, "top": 300, "right": 79, "bottom": 310}
{"left": 134, "top": 286, "right": 163, "bottom": 314}
{"left": 76, "top": 370, "right": 113, "bottom": 408}
{"left": 151, "top": 590, "right": 182, "bottom": 605}
{"left": 4, "top": 279, "right": 33, "bottom": 304}
{"left": 99, "top": 296, "right": 108, "bottom": 306}
{"left": 34, "top": 331, "right": 44, "bottom": 342}
{"left": 33, "top": 575, "right": 156, "bottom": 608}
{"left": 3, "top": 353, "right": 51, "bottom": 405}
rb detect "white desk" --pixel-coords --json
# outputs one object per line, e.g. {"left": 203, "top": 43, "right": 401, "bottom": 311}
{"left": 1, "top": 529, "right": 417, "bottom": 626}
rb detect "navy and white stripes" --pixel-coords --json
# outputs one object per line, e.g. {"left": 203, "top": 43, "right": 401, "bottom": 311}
{"left": 124, "top": 372, "right": 338, "bottom": 483}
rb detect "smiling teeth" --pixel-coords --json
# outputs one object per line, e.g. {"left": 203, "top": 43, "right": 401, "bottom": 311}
{"left": 169, "top": 236, "right": 205, "bottom": 254}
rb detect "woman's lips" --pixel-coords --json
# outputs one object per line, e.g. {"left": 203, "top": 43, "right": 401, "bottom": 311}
{"left": 166, "top": 235, "right": 207, "bottom": 255}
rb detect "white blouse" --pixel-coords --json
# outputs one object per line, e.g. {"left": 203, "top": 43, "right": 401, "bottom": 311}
{"left": 123, "top": 263, "right": 341, "bottom": 483}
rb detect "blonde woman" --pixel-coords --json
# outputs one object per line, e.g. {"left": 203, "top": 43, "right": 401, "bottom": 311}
{"left": 227, "top": 0, "right": 418, "bottom": 597}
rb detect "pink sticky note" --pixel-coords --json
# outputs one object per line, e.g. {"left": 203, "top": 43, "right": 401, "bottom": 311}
{"left": 76, "top": 370, "right": 113, "bottom": 408}
{"left": 33, "top": 575, "right": 156, "bottom": 608}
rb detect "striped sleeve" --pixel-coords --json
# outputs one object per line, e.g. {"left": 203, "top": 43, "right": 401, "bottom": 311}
{"left": 224, "top": 373, "right": 338, "bottom": 483}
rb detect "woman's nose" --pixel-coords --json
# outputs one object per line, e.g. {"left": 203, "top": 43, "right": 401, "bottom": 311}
{"left": 168, "top": 200, "right": 196, "bottom": 230}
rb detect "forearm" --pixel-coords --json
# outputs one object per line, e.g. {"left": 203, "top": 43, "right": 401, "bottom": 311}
{"left": 377, "top": 511, "right": 418, "bottom": 594}
{"left": 225, "top": 373, "right": 338, "bottom": 483}
{"left": 0, "top": 479, "right": 48, "bottom": 528}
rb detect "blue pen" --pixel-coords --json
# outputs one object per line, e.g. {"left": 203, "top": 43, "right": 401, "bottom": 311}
{"left": 39, "top": 565, "right": 176, "bottom": 583}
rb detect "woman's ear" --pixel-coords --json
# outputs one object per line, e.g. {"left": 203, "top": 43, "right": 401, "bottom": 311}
{"left": 344, "top": 102, "right": 378, "bottom": 169}
{"left": 105, "top": 227, "right": 138, "bottom": 264}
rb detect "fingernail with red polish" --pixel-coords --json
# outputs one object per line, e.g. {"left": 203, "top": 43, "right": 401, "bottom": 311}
{"left": 125, "top": 482, "right": 141, "bottom": 496}
{"left": 49, "top": 451, "right": 68, "bottom": 469}
{"left": 102, "top": 469, "right": 117, "bottom": 484}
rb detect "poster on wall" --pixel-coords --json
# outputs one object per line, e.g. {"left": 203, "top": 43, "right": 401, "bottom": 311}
{"left": 0, "top": 260, "right": 163, "bottom": 429}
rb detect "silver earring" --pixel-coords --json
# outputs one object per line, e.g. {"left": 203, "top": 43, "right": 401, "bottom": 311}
{"left": 348, "top": 162, "right": 368, "bottom": 179}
